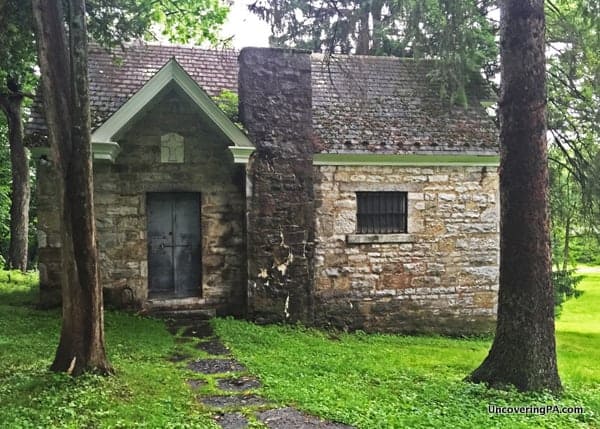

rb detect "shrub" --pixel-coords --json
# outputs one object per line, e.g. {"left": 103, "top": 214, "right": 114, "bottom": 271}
{"left": 552, "top": 269, "right": 583, "bottom": 310}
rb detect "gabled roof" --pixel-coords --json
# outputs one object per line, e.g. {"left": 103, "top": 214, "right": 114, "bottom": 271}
{"left": 27, "top": 44, "right": 238, "bottom": 139}
{"left": 91, "top": 57, "right": 252, "bottom": 149}
{"left": 27, "top": 43, "right": 498, "bottom": 157}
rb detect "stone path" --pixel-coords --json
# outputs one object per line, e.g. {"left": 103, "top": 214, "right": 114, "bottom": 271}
{"left": 166, "top": 319, "right": 355, "bottom": 429}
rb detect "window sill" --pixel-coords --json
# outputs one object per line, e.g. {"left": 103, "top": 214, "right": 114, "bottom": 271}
{"left": 346, "top": 233, "right": 415, "bottom": 244}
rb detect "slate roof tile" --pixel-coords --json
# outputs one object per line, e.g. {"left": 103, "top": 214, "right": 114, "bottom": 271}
{"left": 27, "top": 43, "right": 498, "bottom": 154}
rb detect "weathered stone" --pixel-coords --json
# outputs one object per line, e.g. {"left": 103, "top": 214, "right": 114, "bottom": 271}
{"left": 188, "top": 359, "right": 246, "bottom": 374}
{"left": 199, "top": 394, "right": 268, "bottom": 408}
{"left": 214, "top": 412, "right": 249, "bottom": 429}
{"left": 314, "top": 165, "right": 499, "bottom": 334}
{"left": 217, "top": 376, "right": 261, "bottom": 392}
{"left": 240, "top": 48, "right": 315, "bottom": 324}
{"left": 197, "top": 339, "right": 231, "bottom": 356}
{"left": 257, "top": 407, "right": 354, "bottom": 429}
{"left": 37, "top": 90, "right": 247, "bottom": 314}
{"left": 34, "top": 46, "right": 499, "bottom": 335}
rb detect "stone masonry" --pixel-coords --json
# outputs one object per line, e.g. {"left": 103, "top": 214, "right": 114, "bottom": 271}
{"left": 37, "top": 88, "right": 246, "bottom": 314}
{"left": 32, "top": 44, "right": 500, "bottom": 335}
{"left": 313, "top": 165, "right": 499, "bottom": 334}
{"left": 239, "top": 48, "right": 315, "bottom": 323}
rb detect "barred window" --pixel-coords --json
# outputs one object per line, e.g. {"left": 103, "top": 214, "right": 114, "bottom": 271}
{"left": 356, "top": 192, "right": 407, "bottom": 234}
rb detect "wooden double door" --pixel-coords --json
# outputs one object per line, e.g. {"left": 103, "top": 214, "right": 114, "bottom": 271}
{"left": 147, "top": 192, "right": 201, "bottom": 298}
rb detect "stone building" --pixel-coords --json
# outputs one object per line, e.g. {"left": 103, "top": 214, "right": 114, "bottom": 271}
{"left": 28, "top": 44, "right": 500, "bottom": 334}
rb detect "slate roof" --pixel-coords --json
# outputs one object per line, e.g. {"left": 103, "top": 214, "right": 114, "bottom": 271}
{"left": 27, "top": 43, "right": 498, "bottom": 154}
{"left": 311, "top": 55, "right": 498, "bottom": 154}
{"left": 27, "top": 43, "right": 238, "bottom": 145}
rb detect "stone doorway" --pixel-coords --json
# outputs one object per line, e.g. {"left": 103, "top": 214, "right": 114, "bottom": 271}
{"left": 147, "top": 192, "right": 202, "bottom": 298}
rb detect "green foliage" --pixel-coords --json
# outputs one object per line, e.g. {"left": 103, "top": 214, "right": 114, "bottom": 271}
{"left": 546, "top": 0, "right": 600, "bottom": 227}
{"left": 249, "top": 0, "right": 498, "bottom": 106}
{"left": 214, "top": 89, "right": 239, "bottom": 124}
{"left": 87, "top": 0, "right": 230, "bottom": 48}
{"left": 570, "top": 236, "right": 600, "bottom": 266}
{"left": 550, "top": 147, "right": 582, "bottom": 270}
{"left": 1, "top": 1, "right": 230, "bottom": 268}
{"left": 215, "top": 271, "right": 600, "bottom": 428}
{"left": 553, "top": 269, "right": 584, "bottom": 311}
{"left": 1, "top": 270, "right": 600, "bottom": 427}
{"left": 555, "top": 270, "right": 600, "bottom": 386}
{"left": 0, "top": 0, "right": 37, "bottom": 91}
{"left": 400, "top": 0, "right": 498, "bottom": 107}
{"left": 0, "top": 119, "right": 11, "bottom": 266}
{"left": 0, "top": 271, "right": 218, "bottom": 428}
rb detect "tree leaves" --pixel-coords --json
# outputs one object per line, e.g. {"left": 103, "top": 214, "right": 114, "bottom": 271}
{"left": 248, "top": 0, "right": 498, "bottom": 106}
{"left": 86, "top": 0, "right": 229, "bottom": 48}
{"left": 546, "top": 0, "right": 600, "bottom": 232}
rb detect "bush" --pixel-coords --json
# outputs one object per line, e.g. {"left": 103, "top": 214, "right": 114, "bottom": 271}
{"left": 553, "top": 269, "right": 583, "bottom": 309}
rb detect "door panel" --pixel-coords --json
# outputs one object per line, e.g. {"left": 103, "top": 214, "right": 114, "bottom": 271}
{"left": 147, "top": 194, "right": 174, "bottom": 295}
{"left": 173, "top": 194, "right": 201, "bottom": 296}
{"left": 147, "top": 193, "right": 201, "bottom": 298}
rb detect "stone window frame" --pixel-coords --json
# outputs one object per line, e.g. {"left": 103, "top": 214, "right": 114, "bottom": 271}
{"left": 345, "top": 183, "right": 419, "bottom": 244}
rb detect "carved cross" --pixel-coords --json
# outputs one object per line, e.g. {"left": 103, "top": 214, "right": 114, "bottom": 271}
{"left": 160, "top": 132, "right": 184, "bottom": 163}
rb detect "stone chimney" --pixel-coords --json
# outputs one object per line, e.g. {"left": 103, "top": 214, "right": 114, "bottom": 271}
{"left": 238, "top": 47, "right": 314, "bottom": 324}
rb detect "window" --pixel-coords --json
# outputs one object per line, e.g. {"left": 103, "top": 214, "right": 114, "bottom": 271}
{"left": 356, "top": 192, "right": 407, "bottom": 234}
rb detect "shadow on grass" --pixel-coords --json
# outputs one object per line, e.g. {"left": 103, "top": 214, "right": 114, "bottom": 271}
{"left": 0, "top": 283, "right": 39, "bottom": 307}
{"left": 0, "top": 270, "right": 39, "bottom": 307}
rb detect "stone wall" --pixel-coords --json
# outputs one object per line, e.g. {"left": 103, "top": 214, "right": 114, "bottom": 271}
{"left": 313, "top": 164, "right": 499, "bottom": 334}
{"left": 37, "top": 161, "right": 62, "bottom": 308}
{"left": 239, "top": 48, "right": 315, "bottom": 323}
{"left": 37, "top": 89, "right": 246, "bottom": 314}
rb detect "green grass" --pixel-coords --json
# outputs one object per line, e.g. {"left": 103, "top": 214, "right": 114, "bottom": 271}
{"left": 1, "top": 269, "right": 599, "bottom": 428}
{"left": 0, "top": 271, "right": 218, "bottom": 429}
{"left": 555, "top": 269, "right": 600, "bottom": 388}
{"left": 214, "top": 271, "right": 600, "bottom": 428}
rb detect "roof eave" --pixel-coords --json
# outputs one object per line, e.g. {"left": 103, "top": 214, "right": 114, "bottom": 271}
{"left": 90, "top": 58, "right": 254, "bottom": 163}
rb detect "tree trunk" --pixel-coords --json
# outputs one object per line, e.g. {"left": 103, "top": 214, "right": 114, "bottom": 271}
{"left": 0, "top": 92, "right": 30, "bottom": 271}
{"left": 355, "top": 5, "right": 370, "bottom": 55}
{"left": 562, "top": 214, "right": 571, "bottom": 272}
{"left": 468, "top": 0, "right": 561, "bottom": 392}
{"left": 32, "top": 0, "right": 111, "bottom": 375}
{"left": 370, "top": 0, "right": 384, "bottom": 54}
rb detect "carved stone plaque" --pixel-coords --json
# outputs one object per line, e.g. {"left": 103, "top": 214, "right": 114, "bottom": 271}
{"left": 161, "top": 132, "right": 184, "bottom": 163}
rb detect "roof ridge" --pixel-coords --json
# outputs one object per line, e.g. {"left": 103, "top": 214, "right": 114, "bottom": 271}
{"left": 89, "top": 41, "right": 239, "bottom": 55}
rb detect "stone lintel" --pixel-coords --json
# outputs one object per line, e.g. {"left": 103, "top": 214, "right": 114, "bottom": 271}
{"left": 346, "top": 233, "right": 415, "bottom": 244}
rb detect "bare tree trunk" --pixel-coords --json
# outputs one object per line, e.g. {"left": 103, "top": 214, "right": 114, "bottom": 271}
{"left": 355, "top": 5, "right": 370, "bottom": 55}
{"left": 468, "top": 0, "right": 561, "bottom": 392}
{"left": 370, "top": 0, "right": 384, "bottom": 54}
{"left": 562, "top": 214, "right": 571, "bottom": 272}
{"left": 32, "top": 0, "right": 111, "bottom": 375}
{"left": 0, "top": 91, "right": 30, "bottom": 271}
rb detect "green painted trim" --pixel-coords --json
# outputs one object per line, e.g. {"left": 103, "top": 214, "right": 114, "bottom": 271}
{"left": 313, "top": 153, "right": 500, "bottom": 166}
{"left": 92, "top": 141, "right": 121, "bottom": 163}
{"left": 30, "top": 142, "right": 121, "bottom": 163}
{"left": 228, "top": 146, "right": 254, "bottom": 164}
{"left": 91, "top": 59, "right": 254, "bottom": 148}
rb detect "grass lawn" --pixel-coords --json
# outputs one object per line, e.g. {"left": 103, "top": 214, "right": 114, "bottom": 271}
{"left": 0, "top": 271, "right": 219, "bottom": 429}
{"left": 0, "top": 269, "right": 598, "bottom": 428}
{"left": 214, "top": 270, "right": 600, "bottom": 428}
